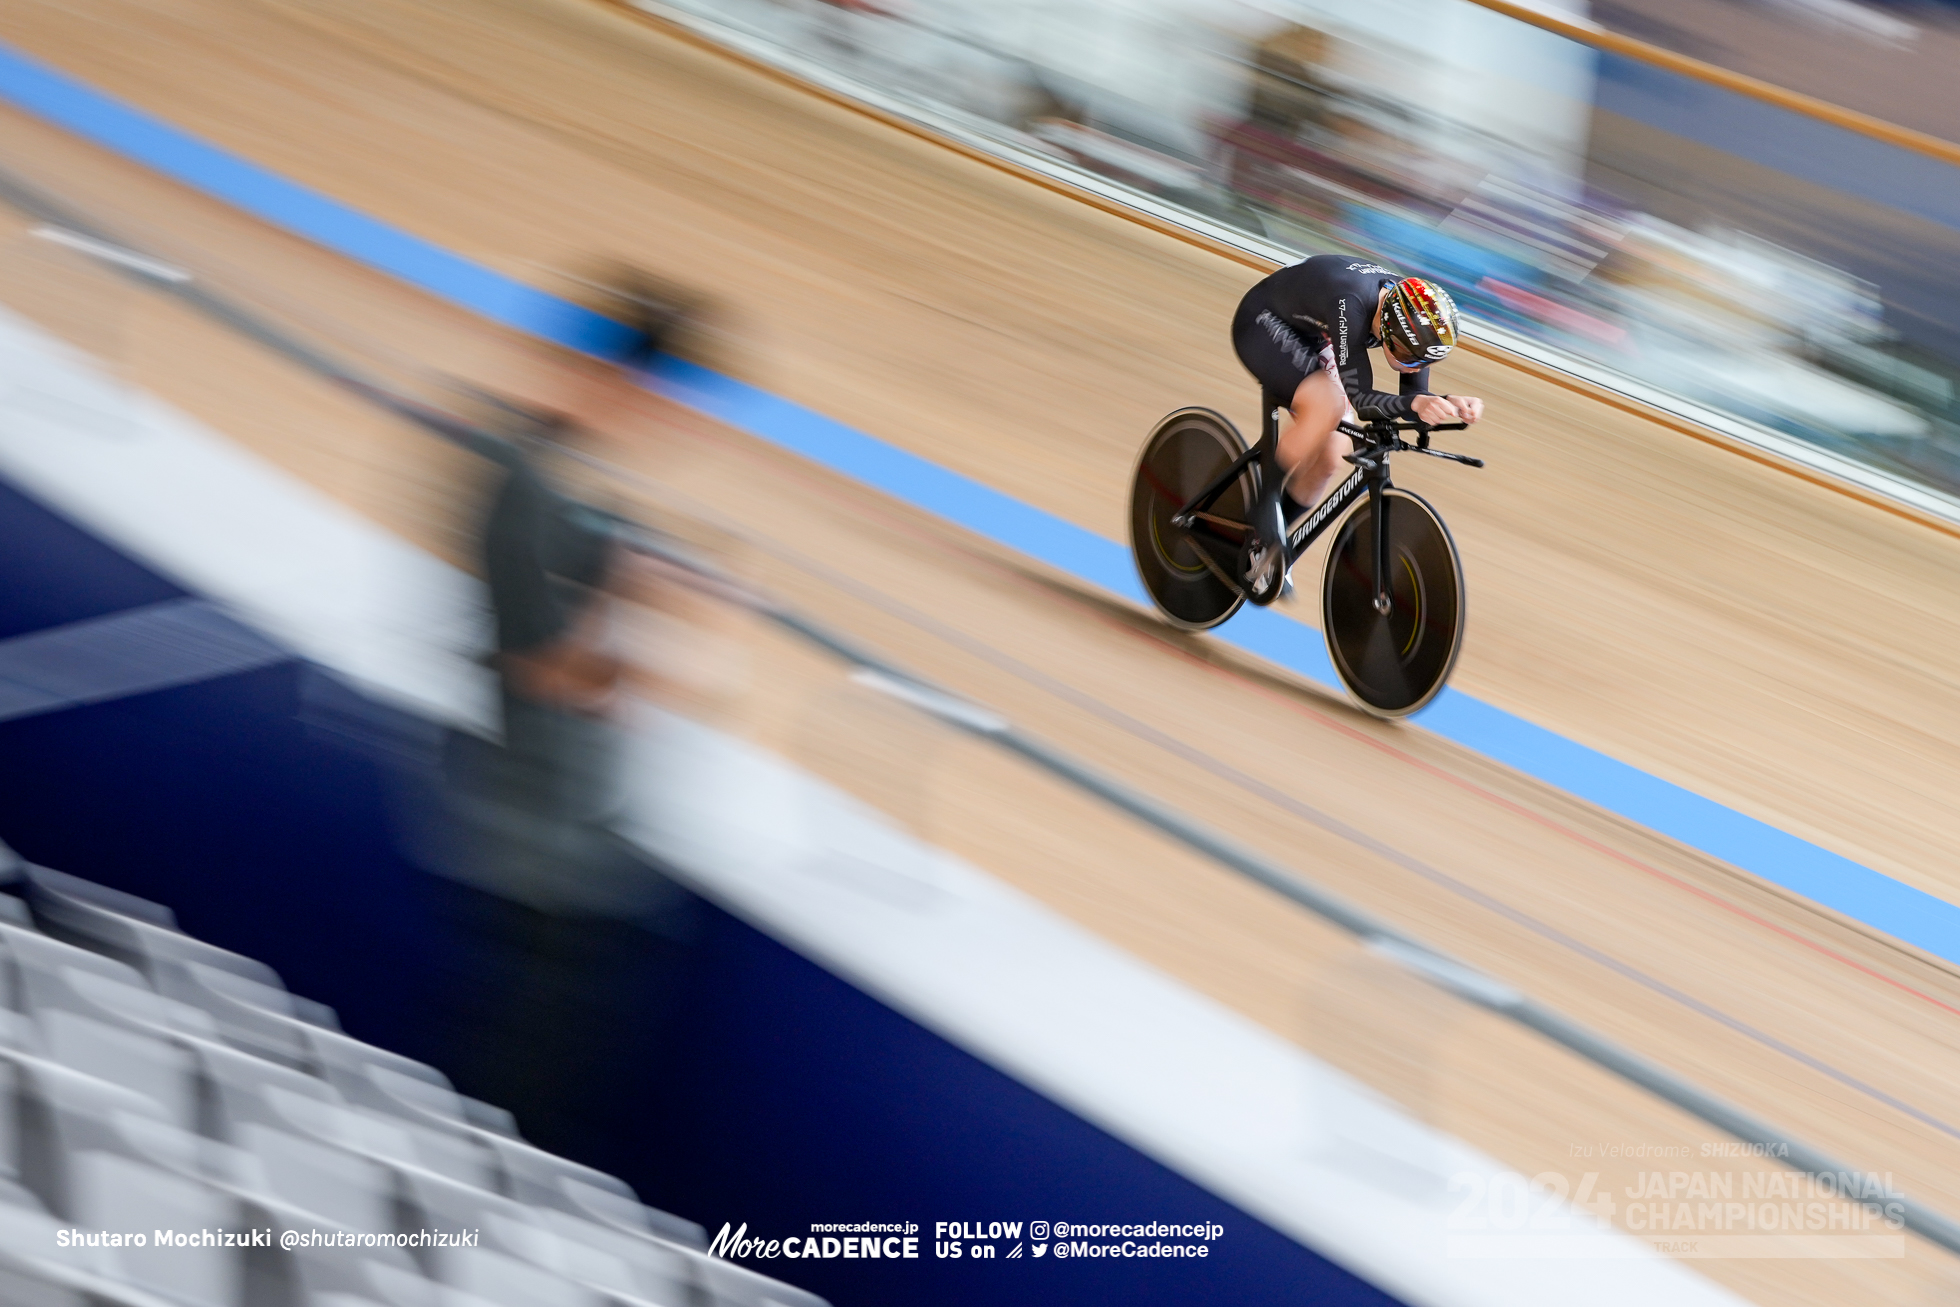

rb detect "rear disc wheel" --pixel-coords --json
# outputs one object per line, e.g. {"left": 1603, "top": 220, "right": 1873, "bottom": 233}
{"left": 1321, "top": 488, "right": 1464, "bottom": 717}
{"left": 1129, "top": 407, "right": 1252, "bottom": 630}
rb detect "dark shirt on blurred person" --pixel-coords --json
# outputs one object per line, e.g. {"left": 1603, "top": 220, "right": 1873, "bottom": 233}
{"left": 482, "top": 433, "right": 630, "bottom": 718}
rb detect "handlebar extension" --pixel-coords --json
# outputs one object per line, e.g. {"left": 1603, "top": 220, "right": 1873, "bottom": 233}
{"left": 1337, "top": 419, "right": 1469, "bottom": 437}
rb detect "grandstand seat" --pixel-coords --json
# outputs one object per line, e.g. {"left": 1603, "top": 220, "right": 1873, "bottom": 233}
{"left": 0, "top": 861, "right": 814, "bottom": 1306}
{"left": 365, "top": 1068, "right": 703, "bottom": 1248}
{"left": 362, "top": 1257, "right": 503, "bottom": 1307}
{"left": 526, "top": 1208, "right": 697, "bottom": 1304}
{"left": 0, "top": 1198, "right": 179, "bottom": 1307}
{"left": 96, "top": 1111, "right": 422, "bottom": 1303}
{"left": 431, "top": 1246, "right": 603, "bottom": 1307}
{"left": 41, "top": 1011, "right": 199, "bottom": 1129}
{"left": 261, "top": 1087, "right": 489, "bottom": 1188}
{"left": 27, "top": 866, "right": 277, "bottom": 986}
{"left": 408, "top": 1174, "right": 695, "bottom": 1307}
{"left": 0, "top": 921, "right": 160, "bottom": 1022}
{"left": 73, "top": 1151, "right": 243, "bottom": 1305}
{"left": 11, "top": 1050, "right": 172, "bottom": 1218}
{"left": 238, "top": 1124, "right": 392, "bottom": 1234}
{"left": 27, "top": 867, "right": 325, "bottom": 1067}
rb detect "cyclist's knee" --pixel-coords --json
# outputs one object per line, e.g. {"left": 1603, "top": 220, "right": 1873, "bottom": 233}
{"left": 1278, "top": 372, "right": 1344, "bottom": 472}
{"left": 1291, "top": 368, "right": 1343, "bottom": 419}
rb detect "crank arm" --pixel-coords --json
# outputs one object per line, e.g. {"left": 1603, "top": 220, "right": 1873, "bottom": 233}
{"left": 1185, "top": 539, "right": 1248, "bottom": 599}
{"left": 1177, "top": 511, "right": 1253, "bottom": 539}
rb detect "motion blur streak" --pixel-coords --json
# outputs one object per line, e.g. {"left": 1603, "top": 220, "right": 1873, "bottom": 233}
{"left": 3, "top": 15, "right": 1945, "bottom": 964}
{"left": 0, "top": 40, "right": 638, "bottom": 357}
{"left": 574, "top": 409, "right": 1960, "bottom": 1143}
{"left": 0, "top": 598, "right": 288, "bottom": 723}
{"left": 3, "top": 0, "right": 1960, "bottom": 1301}
{"left": 1, "top": 4, "right": 1954, "bottom": 973}
{"left": 651, "top": 0, "right": 1960, "bottom": 488}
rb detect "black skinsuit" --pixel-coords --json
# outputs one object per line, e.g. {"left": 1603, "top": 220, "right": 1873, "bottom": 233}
{"left": 1231, "top": 254, "right": 1432, "bottom": 419}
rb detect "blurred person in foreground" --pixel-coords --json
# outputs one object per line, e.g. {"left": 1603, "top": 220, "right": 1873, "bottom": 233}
{"left": 1233, "top": 255, "right": 1485, "bottom": 566}
{"left": 424, "top": 270, "right": 704, "bottom": 1170}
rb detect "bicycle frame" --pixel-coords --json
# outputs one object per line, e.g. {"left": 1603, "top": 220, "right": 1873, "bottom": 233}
{"left": 1170, "top": 407, "right": 1474, "bottom": 609}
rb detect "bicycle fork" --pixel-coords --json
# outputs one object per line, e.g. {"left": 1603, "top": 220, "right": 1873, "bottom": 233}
{"left": 1369, "top": 479, "right": 1393, "bottom": 616}
{"left": 1337, "top": 438, "right": 1394, "bottom": 618}
{"left": 1266, "top": 404, "right": 1396, "bottom": 615}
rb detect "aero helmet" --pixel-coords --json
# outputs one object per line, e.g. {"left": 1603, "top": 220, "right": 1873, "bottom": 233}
{"left": 1378, "top": 277, "right": 1459, "bottom": 367}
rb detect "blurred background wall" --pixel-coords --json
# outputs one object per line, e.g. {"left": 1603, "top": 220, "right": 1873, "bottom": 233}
{"left": 661, "top": 0, "right": 1960, "bottom": 490}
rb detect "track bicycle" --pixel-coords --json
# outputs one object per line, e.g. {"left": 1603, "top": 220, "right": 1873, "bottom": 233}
{"left": 1128, "top": 399, "right": 1482, "bottom": 717}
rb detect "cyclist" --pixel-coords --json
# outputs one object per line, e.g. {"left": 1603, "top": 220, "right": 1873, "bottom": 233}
{"left": 1232, "top": 254, "right": 1484, "bottom": 528}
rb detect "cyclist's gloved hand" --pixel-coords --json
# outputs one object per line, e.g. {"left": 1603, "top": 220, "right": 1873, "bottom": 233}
{"left": 1411, "top": 393, "right": 1483, "bottom": 425}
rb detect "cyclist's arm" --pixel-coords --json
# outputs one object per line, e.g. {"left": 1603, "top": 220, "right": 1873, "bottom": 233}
{"left": 1318, "top": 286, "right": 1431, "bottom": 420}
{"left": 1336, "top": 312, "right": 1415, "bottom": 420}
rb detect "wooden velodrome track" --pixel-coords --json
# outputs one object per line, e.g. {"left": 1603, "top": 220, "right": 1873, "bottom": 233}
{"left": 4, "top": 0, "right": 1960, "bottom": 1300}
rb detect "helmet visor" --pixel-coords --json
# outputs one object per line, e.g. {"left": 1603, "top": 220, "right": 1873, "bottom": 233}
{"left": 1384, "top": 333, "right": 1427, "bottom": 369}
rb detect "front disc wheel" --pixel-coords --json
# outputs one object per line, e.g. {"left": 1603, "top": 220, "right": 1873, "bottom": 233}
{"left": 1321, "top": 488, "right": 1464, "bottom": 717}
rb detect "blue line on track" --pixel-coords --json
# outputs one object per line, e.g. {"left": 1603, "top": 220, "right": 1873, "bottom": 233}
{"left": 0, "top": 44, "right": 640, "bottom": 360}
{"left": 5, "top": 38, "right": 1958, "bottom": 966}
